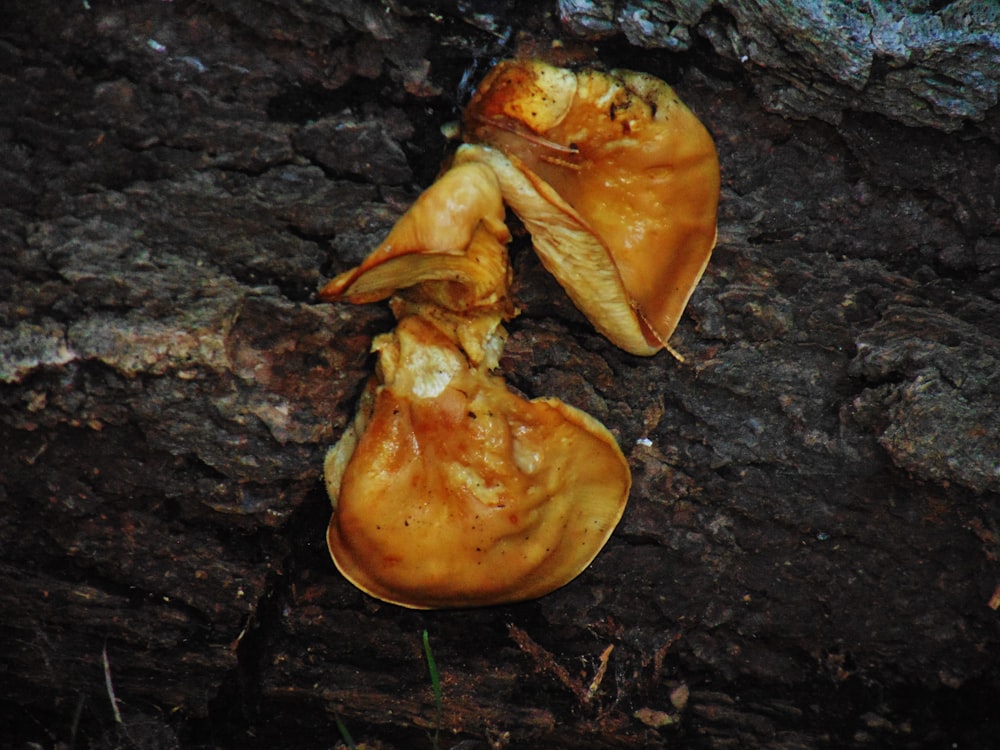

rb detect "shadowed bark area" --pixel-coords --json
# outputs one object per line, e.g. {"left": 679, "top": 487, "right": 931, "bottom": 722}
{"left": 1, "top": 1, "right": 998, "bottom": 748}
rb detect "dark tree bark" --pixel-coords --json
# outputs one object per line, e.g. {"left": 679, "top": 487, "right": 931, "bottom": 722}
{"left": 2, "top": 1, "right": 998, "bottom": 748}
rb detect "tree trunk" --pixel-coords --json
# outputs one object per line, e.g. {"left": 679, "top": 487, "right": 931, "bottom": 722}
{"left": 2, "top": 1, "right": 998, "bottom": 748}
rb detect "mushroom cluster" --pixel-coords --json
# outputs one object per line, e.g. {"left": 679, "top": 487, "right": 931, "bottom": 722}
{"left": 319, "top": 59, "right": 719, "bottom": 608}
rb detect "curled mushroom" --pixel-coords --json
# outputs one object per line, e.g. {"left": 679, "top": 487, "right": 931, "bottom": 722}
{"left": 320, "top": 160, "right": 514, "bottom": 367}
{"left": 319, "top": 161, "right": 512, "bottom": 318}
{"left": 320, "top": 157, "right": 630, "bottom": 608}
{"left": 461, "top": 59, "right": 720, "bottom": 356}
{"left": 318, "top": 58, "right": 718, "bottom": 608}
{"left": 324, "top": 315, "right": 630, "bottom": 609}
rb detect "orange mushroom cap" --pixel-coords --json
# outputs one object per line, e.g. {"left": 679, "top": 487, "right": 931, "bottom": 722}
{"left": 462, "top": 59, "right": 720, "bottom": 356}
{"left": 324, "top": 315, "right": 631, "bottom": 608}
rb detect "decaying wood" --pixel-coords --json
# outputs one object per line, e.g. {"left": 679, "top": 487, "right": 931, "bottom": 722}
{"left": 1, "top": 1, "right": 998, "bottom": 748}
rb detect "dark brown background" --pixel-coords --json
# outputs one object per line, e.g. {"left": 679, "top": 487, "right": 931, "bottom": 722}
{"left": 2, "top": 1, "right": 998, "bottom": 748}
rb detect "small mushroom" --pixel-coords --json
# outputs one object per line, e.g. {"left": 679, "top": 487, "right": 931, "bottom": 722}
{"left": 319, "top": 161, "right": 512, "bottom": 318}
{"left": 319, "top": 160, "right": 514, "bottom": 366}
{"left": 461, "top": 59, "right": 720, "bottom": 356}
{"left": 324, "top": 315, "right": 631, "bottom": 609}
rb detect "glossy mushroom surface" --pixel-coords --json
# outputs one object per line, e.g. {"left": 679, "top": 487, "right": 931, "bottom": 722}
{"left": 318, "top": 58, "right": 721, "bottom": 607}
{"left": 462, "top": 59, "right": 720, "bottom": 355}
{"left": 320, "top": 154, "right": 632, "bottom": 608}
{"left": 324, "top": 316, "right": 631, "bottom": 609}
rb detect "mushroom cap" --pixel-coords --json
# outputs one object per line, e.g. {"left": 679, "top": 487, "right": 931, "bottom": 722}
{"left": 324, "top": 315, "right": 631, "bottom": 609}
{"left": 318, "top": 161, "right": 512, "bottom": 314}
{"left": 463, "top": 59, "right": 720, "bottom": 354}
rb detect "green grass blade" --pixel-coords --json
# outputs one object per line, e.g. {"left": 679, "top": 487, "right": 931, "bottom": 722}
{"left": 423, "top": 629, "right": 442, "bottom": 707}
{"left": 334, "top": 713, "right": 357, "bottom": 750}
{"left": 423, "top": 629, "right": 442, "bottom": 749}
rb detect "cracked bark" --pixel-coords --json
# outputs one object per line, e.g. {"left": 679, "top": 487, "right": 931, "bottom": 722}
{"left": 1, "top": 1, "right": 998, "bottom": 748}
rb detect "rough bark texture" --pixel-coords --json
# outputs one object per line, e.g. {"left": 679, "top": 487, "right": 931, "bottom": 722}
{"left": 1, "top": 1, "right": 998, "bottom": 748}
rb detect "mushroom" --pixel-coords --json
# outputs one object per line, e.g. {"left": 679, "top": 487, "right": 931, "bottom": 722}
{"left": 324, "top": 315, "right": 631, "bottom": 609}
{"left": 460, "top": 59, "right": 720, "bottom": 356}
{"left": 317, "top": 58, "right": 718, "bottom": 607}
{"left": 320, "top": 157, "right": 631, "bottom": 608}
